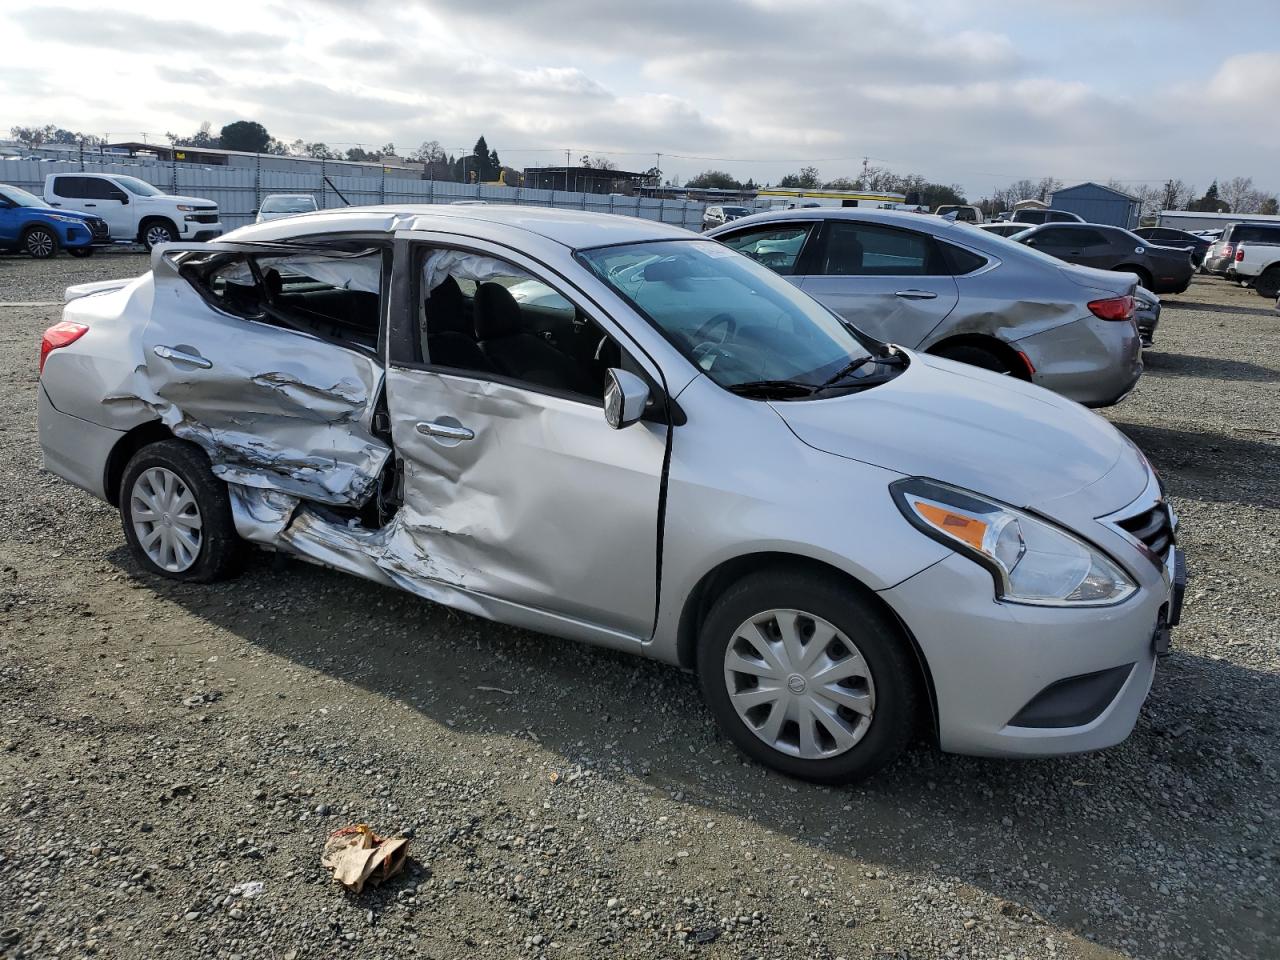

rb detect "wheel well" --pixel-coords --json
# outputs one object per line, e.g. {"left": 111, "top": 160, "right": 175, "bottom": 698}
{"left": 674, "top": 552, "right": 939, "bottom": 740}
{"left": 103, "top": 420, "right": 173, "bottom": 506}
{"left": 926, "top": 333, "right": 1031, "bottom": 380}
{"left": 137, "top": 215, "right": 177, "bottom": 242}
{"left": 1114, "top": 264, "right": 1151, "bottom": 285}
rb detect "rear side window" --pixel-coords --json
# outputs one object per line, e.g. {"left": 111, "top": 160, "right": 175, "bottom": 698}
{"left": 817, "top": 221, "right": 946, "bottom": 276}
{"left": 51, "top": 176, "right": 90, "bottom": 199}
{"left": 1232, "top": 225, "right": 1280, "bottom": 244}
{"left": 179, "top": 248, "right": 385, "bottom": 352}
{"left": 940, "top": 242, "right": 988, "bottom": 275}
{"left": 718, "top": 223, "right": 816, "bottom": 275}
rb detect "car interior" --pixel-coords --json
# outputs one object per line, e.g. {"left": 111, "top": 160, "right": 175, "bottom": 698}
{"left": 419, "top": 256, "right": 621, "bottom": 401}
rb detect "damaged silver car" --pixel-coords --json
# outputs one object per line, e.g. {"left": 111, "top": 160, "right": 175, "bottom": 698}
{"left": 38, "top": 205, "right": 1184, "bottom": 783}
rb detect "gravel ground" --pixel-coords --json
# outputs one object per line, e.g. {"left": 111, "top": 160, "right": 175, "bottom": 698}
{"left": 0, "top": 251, "right": 1277, "bottom": 960}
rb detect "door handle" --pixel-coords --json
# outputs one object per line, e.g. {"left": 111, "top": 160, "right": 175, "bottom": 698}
{"left": 894, "top": 289, "right": 938, "bottom": 300}
{"left": 84, "top": 203, "right": 97, "bottom": 207}
{"left": 49, "top": 202, "right": 61, "bottom": 207}
{"left": 153, "top": 344, "right": 212, "bottom": 369}
{"left": 416, "top": 419, "right": 475, "bottom": 442}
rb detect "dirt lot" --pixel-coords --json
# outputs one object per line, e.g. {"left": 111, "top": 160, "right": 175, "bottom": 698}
{"left": 0, "top": 250, "right": 1276, "bottom": 960}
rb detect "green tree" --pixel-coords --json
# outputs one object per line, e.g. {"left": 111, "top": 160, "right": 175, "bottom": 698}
{"left": 687, "top": 170, "right": 742, "bottom": 190}
{"left": 1261, "top": 196, "right": 1279, "bottom": 216}
{"left": 345, "top": 147, "right": 375, "bottom": 162}
{"left": 778, "top": 166, "right": 821, "bottom": 189}
{"left": 219, "top": 120, "right": 271, "bottom": 153}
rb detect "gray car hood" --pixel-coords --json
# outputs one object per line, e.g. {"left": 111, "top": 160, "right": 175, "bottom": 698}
{"left": 772, "top": 352, "right": 1133, "bottom": 509}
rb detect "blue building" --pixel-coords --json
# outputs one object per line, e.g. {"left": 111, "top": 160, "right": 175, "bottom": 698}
{"left": 1049, "top": 182, "right": 1142, "bottom": 228}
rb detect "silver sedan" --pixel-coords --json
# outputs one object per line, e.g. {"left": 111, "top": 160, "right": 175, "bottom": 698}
{"left": 706, "top": 209, "right": 1143, "bottom": 407}
{"left": 37, "top": 205, "right": 1183, "bottom": 783}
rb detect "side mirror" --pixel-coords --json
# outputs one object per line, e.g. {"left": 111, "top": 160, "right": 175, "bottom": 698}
{"left": 113, "top": 193, "right": 129, "bottom": 204}
{"left": 603, "top": 368, "right": 650, "bottom": 430}
{"left": 251, "top": 209, "right": 259, "bottom": 215}
{"left": 1024, "top": 239, "right": 1036, "bottom": 247}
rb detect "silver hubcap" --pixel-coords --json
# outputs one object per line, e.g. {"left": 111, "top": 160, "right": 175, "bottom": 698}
{"left": 27, "top": 231, "right": 53, "bottom": 256}
{"left": 146, "top": 225, "right": 171, "bottom": 246}
{"left": 723, "top": 608, "right": 875, "bottom": 760}
{"left": 130, "top": 467, "right": 202, "bottom": 572}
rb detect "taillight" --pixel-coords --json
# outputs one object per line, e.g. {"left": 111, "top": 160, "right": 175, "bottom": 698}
{"left": 1236, "top": 248, "right": 1245, "bottom": 261}
{"left": 39, "top": 321, "right": 89, "bottom": 374}
{"left": 1088, "top": 296, "right": 1135, "bottom": 322}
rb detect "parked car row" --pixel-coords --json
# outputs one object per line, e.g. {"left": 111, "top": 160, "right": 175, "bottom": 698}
{"left": 1, "top": 174, "right": 323, "bottom": 257}
{"left": 36, "top": 203, "right": 1185, "bottom": 784}
{"left": 1202, "top": 221, "right": 1280, "bottom": 279}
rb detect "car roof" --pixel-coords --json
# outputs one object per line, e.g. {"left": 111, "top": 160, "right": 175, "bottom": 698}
{"left": 710, "top": 206, "right": 985, "bottom": 239}
{"left": 222, "top": 203, "right": 694, "bottom": 250}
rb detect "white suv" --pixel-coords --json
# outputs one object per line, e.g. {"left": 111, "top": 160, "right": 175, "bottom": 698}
{"left": 43, "top": 173, "right": 223, "bottom": 249}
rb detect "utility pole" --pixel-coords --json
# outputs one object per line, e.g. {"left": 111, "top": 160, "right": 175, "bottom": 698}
{"left": 862, "top": 156, "right": 869, "bottom": 179}
{"left": 656, "top": 152, "right": 662, "bottom": 193}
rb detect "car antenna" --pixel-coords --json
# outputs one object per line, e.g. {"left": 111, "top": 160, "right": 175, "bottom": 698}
{"left": 324, "top": 176, "right": 351, "bottom": 206}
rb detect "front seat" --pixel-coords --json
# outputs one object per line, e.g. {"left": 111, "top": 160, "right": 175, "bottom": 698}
{"left": 424, "top": 275, "right": 490, "bottom": 371}
{"left": 474, "top": 282, "right": 594, "bottom": 394}
{"left": 823, "top": 229, "right": 864, "bottom": 275}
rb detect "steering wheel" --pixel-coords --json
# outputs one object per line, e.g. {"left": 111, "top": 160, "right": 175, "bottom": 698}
{"left": 692, "top": 312, "right": 737, "bottom": 346}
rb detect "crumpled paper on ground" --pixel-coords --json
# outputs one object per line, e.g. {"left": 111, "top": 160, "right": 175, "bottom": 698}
{"left": 321, "top": 825, "right": 409, "bottom": 894}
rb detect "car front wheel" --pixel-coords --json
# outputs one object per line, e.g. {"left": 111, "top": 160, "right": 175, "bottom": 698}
{"left": 23, "top": 226, "right": 59, "bottom": 259}
{"left": 697, "top": 569, "right": 920, "bottom": 783}
{"left": 120, "top": 439, "right": 242, "bottom": 582}
{"left": 141, "top": 220, "right": 178, "bottom": 250}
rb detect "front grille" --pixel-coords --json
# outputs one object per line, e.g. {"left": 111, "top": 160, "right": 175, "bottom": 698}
{"left": 88, "top": 218, "right": 110, "bottom": 240}
{"left": 191, "top": 213, "right": 219, "bottom": 224}
{"left": 1116, "top": 502, "right": 1174, "bottom": 562}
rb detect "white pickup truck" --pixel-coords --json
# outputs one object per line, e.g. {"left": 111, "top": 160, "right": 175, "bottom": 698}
{"left": 1227, "top": 242, "right": 1280, "bottom": 298}
{"left": 42, "top": 173, "right": 223, "bottom": 250}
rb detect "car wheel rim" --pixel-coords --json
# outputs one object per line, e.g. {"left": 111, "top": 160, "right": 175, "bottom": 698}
{"left": 130, "top": 467, "right": 202, "bottom": 573}
{"left": 27, "top": 232, "right": 53, "bottom": 256}
{"left": 723, "top": 608, "right": 876, "bottom": 760}
{"left": 146, "top": 225, "right": 171, "bottom": 246}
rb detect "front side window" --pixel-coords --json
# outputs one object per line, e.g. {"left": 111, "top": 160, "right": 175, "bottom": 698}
{"left": 578, "top": 239, "right": 878, "bottom": 394}
{"left": 111, "top": 175, "right": 163, "bottom": 197}
{"left": 818, "top": 221, "right": 944, "bottom": 277}
{"left": 718, "top": 223, "right": 815, "bottom": 275}
{"left": 413, "top": 247, "right": 620, "bottom": 401}
{"left": 52, "top": 176, "right": 90, "bottom": 199}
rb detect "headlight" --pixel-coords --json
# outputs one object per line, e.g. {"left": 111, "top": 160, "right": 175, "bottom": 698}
{"left": 891, "top": 478, "right": 1136, "bottom": 606}
{"left": 47, "top": 214, "right": 84, "bottom": 224}
{"left": 176, "top": 204, "right": 195, "bottom": 211}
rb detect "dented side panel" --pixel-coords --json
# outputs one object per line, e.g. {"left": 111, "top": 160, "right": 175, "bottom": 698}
{"left": 139, "top": 259, "right": 391, "bottom": 506}
{"left": 382, "top": 366, "right": 668, "bottom": 641}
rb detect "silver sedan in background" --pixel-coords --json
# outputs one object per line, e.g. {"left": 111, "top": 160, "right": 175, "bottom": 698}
{"left": 706, "top": 209, "right": 1143, "bottom": 407}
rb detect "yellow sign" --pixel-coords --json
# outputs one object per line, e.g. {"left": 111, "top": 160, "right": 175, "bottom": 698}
{"left": 175, "top": 151, "right": 186, "bottom": 160}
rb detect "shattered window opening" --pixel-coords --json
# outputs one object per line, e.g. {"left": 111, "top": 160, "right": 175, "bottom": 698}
{"left": 180, "top": 248, "right": 387, "bottom": 354}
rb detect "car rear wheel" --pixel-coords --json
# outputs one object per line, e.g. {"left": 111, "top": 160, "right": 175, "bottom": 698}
{"left": 932, "top": 343, "right": 1014, "bottom": 376}
{"left": 1115, "top": 265, "right": 1152, "bottom": 290}
{"left": 697, "top": 569, "right": 920, "bottom": 783}
{"left": 1255, "top": 266, "right": 1280, "bottom": 300}
{"left": 23, "top": 226, "right": 59, "bottom": 259}
{"left": 141, "top": 219, "right": 178, "bottom": 250}
{"left": 120, "top": 439, "right": 242, "bottom": 582}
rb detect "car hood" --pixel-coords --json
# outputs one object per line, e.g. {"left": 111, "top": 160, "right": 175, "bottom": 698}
{"left": 142, "top": 194, "right": 217, "bottom": 207}
{"left": 27, "top": 205, "right": 97, "bottom": 222}
{"left": 771, "top": 352, "right": 1135, "bottom": 509}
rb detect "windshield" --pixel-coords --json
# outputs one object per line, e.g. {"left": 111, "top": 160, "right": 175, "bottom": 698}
{"left": 723, "top": 206, "right": 750, "bottom": 216}
{"left": 577, "top": 239, "right": 875, "bottom": 392}
{"left": 261, "top": 196, "right": 317, "bottom": 213}
{"left": 0, "top": 184, "right": 44, "bottom": 207}
{"left": 111, "top": 175, "right": 163, "bottom": 197}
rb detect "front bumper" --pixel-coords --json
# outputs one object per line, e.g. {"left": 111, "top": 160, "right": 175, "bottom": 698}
{"left": 881, "top": 541, "right": 1183, "bottom": 758}
{"left": 1014, "top": 314, "right": 1142, "bottom": 408}
{"left": 180, "top": 216, "right": 223, "bottom": 242}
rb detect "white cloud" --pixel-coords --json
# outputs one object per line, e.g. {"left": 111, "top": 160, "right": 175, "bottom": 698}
{"left": 1, "top": 0, "right": 1276, "bottom": 198}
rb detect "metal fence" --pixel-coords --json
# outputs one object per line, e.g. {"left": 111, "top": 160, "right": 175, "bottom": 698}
{"left": 0, "top": 157, "right": 709, "bottom": 232}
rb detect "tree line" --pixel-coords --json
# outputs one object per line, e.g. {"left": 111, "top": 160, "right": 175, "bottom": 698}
{"left": 685, "top": 164, "right": 966, "bottom": 210}
{"left": 981, "top": 177, "right": 1277, "bottom": 219}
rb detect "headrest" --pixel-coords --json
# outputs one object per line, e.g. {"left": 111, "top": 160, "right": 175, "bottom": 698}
{"left": 473, "top": 281, "right": 523, "bottom": 340}
{"left": 424, "top": 275, "right": 468, "bottom": 335}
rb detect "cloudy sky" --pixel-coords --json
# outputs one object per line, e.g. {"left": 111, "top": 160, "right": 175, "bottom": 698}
{"left": 3, "top": 0, "right": 1278, "bottom": 198}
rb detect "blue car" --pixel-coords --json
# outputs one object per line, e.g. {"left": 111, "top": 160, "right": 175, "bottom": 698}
{"left": 0, "top": 183, "right": 110, "bottom": 259}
